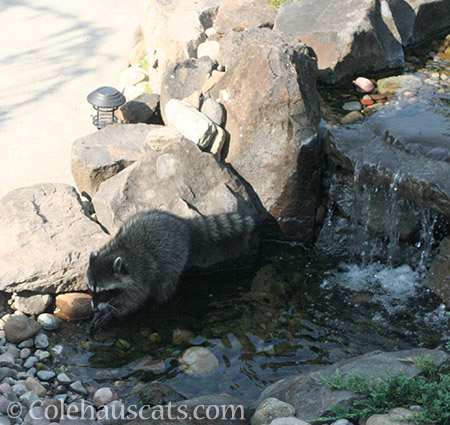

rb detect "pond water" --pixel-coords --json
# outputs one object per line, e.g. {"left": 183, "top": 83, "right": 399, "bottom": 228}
{"left": 49, "top": 37, "right": 450, "bottom": 406}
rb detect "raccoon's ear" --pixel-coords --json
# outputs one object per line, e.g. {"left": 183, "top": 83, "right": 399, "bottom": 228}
{"left": 113, "top": 257, "right": 123, "bottom": 274}
{"left": 89, "top": 251, "right": 96, "bottom": 264}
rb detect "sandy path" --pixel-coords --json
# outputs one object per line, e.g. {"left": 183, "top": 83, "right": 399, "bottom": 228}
{"left": 0, "top": 0, "right": 139, "bottom": 198}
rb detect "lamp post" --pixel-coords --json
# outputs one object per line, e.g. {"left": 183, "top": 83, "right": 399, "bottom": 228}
{"left": 87, "top": 86, "right": 126, "bottom": 130}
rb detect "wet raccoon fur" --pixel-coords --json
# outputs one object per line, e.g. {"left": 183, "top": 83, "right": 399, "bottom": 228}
{"left": 86, "top": 209, "right": 255, "bottom": 331}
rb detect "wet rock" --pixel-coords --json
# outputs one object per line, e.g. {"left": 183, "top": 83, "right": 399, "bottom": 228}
{"left": 200, "top": 98, "right": 225, "bottom": 126}
{"left": 258, "top": 349, "right": 449, "bottom": 422}
{"left": 160, "top": 56, "right": 214, "bottom": 122}
{"left": 93, "top": 388, "right": 118, "bottom": 406}
{"left": 12, "top": 294, "right": 52, "bottom": 315}
{"left": 274, "top": 0, "right": 404, "bottom": 85}
{"left": 54, "top": 293, "right": 93, "bottom": 320}
{"left": 0, "top": 184, "right": 108, "bottom": 294}
{"left": 4, "top": 316, "right": 40, "bottom": 344}
{"left": 165, "top": 99, "right": 217, "bottom": 149}
{"left": 96, "top": 399, "right": 125, "bottom": 424}
{"left": 34, "top": 333, "right": 49, "bottom": 349}
{"left": 179, "top": 346, "right": 219, "bottom": 377}
{"left": 366, "top": 407, "right": 415, "bottom": 425}
{"left": 71, "top": 124, "right": 159, "bottom": 198}
{"left": 172, "top": 329, "right": 195, "bottom": 345}
{"left": 118, "top": 93, "right": 160, "bottom": 124}
{"left": 211, "top": 29, "right": 320, "bottom": 241}
{"left": 377, "top": 75, "right": 422, "bottom": 95}
{"left": 138, "top": 0, "right": 222, "bottom": 93}
{"left": 251, "top": 397, "right": 296, "bottom": 425}
{"left": 37, "top": 314, "right": 61, "bottom": 331}
{"left": 213, "top": 0, "right": 276, "bottom": 37}
{"left": 324, "top": 96, "right": 450, "bottom": 223}
{"left": 425, "top": 236, "right": 450, "bottom": 305}
{"left": 26, "top": 377, "right": 47, "bottom": 398}
{"left": 144, "top": 126, "right": 183, "bottom": 152}
{"left": 132, "top": 381, "right": 186, "bottom": 406}
{"left": 92, "top": 139, "right": 265, "bottom": 268}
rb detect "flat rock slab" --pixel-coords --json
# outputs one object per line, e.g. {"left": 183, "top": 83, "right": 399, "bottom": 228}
{"left": 0, "top": 184, "right": 108, "bottom": 293}
{"left": 425, "top": 236, "right": 450, "bottom": 305}
{"left": 71, "top": 123, "right": 160, "bottom": 198}
{"left": 212, "top": 29, "right": 321, "bottom": 241}
{"left": 258, "top": 349, "right": 449, "bottom": 422}
{"left": 324, "top": 97, "right": 450, "bottom": 220}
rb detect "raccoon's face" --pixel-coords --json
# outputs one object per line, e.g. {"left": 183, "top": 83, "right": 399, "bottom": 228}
{"left": 86, "top": 251, "right": 125, "bottom": 316}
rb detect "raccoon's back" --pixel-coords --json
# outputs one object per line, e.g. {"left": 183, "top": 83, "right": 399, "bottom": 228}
{"left": 111, "top": 210, "right": 192, "bottom": 277}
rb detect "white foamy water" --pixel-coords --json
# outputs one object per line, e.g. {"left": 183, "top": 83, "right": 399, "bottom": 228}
{"left": 322, "top": 262, "right": 423, "bottom": 315}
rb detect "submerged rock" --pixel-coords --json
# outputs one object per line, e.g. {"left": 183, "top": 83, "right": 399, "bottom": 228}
{"left": 179, "top": 346, "right": 219, "bottom": 377}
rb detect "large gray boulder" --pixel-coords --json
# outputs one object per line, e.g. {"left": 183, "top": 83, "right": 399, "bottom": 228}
{"left": 274, "top": 0, "right": 404, "bottom": 85}
{"left": 258, "top": 349, "right": 449, "bottom": 422}
{"left": 160, "top": 56, "right": 214, "bottom": 123}
{"left": 138, "top": 0, "right": 221, "bottom": 94}
{"left": 71, "top": 123, "right": 160, "bottom": 199}
{"left": 93, "top": 139, "right": 269, "bottom": 267}
{"left": 0, "top": 184, "right": 108, "bottom": 293}
{"left": 211, "top": 29, "right": 321, "bottom": 242}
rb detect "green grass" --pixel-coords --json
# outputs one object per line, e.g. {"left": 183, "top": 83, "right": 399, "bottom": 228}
{"left": 270, "top": 0, "right": 293, "bottom": 9}
{"left": 139, "top": 57, "right": 149, "bottom": 72}
{"left": 319, "top": 356, "right": 450, "bottom": 424}
{"left": 142, "top": 82, "right": 152, "bottom": 95}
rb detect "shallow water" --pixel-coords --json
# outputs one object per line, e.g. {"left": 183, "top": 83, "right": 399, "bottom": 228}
{"left": 49, "top": 241, "right": 449, "bottom": 404}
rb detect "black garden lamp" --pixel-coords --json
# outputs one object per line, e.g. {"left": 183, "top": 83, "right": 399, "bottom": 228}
{"left": 87, "top": 86, "right": 126, "bottom": 129}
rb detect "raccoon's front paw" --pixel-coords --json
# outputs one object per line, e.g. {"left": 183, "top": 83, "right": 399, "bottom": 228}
{"left": 89, "top": 311, "right": 112, "bottom": 334}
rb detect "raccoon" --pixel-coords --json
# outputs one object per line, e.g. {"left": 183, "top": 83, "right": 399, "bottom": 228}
{"left": 86, "top": 209, "right": 255, "bottom": 331}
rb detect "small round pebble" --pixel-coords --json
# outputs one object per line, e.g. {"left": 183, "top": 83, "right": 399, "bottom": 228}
{"left": 20, "top": 348, "right": 31, "bottom": 360}
{"left": 23, "top": 356, "right": 38, "bottom": 369}
{"left": 35, "top": 350, "right": 50, "bottom": 361}
{"left": 0, "top": 383, "right": 11, "bottom": 394}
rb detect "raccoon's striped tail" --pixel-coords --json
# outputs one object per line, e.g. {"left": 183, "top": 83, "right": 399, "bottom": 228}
{"left": 190, "top": 213, "right": 255, "bottom": 245}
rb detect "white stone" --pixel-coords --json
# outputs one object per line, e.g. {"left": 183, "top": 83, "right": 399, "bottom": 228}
{"left": 165, "top": 99, "right": 217, "bottom": 149}
{"left": 197, "top": 40, "right": 220, "bottom": 62}
{"left": 37, "top": 313, "right": 61, "bottom": 331}
{"left": 119, "top": 66, "right": 148, "bottom": 91}
{"left": 93, "top": 387, "right": 118, "bottom": 406}
{"left": 270, "top": 418, "right": 310, "bottom": 425}
{"left": 179, "top": 346, "right": 219, "bottom": 377}
{"left": 209, "top": 126, "right": 226, "bottom": 160}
